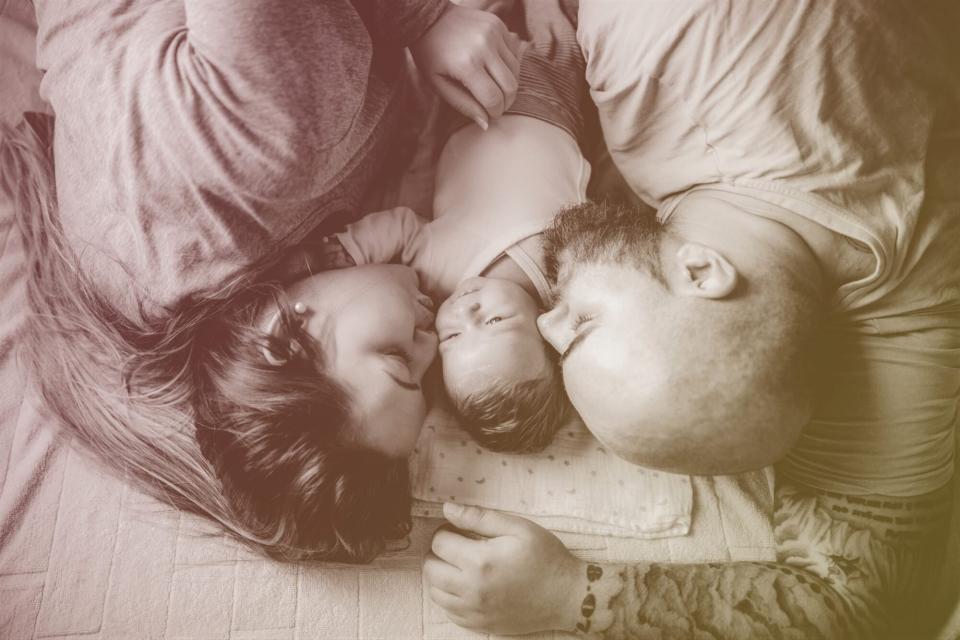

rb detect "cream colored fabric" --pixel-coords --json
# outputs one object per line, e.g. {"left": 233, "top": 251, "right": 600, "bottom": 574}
{"left": 410, "top": 404, "right": 696, "bottom": 538}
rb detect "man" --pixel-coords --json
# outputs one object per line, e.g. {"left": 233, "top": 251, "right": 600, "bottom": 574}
{"left": 423, "top": 0, "right": 958, "bottom": 636}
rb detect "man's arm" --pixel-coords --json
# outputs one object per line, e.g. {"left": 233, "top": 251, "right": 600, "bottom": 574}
{"left": 425, "top": 484, "right": 951, "bottom": 638}
{"left": 569, "top": 484, "right": 950, "bottom": 639}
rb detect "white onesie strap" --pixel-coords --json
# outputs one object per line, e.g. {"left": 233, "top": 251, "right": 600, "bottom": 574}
{"left": 504, "top": 243, "right": 552, "bottom": 306}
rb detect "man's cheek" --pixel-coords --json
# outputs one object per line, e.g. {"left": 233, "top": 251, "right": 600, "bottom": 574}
{"left": 564, "top": 372, "right": 609, "bottom": 436}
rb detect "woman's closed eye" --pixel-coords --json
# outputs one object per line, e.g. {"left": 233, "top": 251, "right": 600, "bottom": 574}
{"left": 440, "top": 331, "right": 460, "bottom": 343}
{"left": 384, "top": 347, "right": 412, "bottom": 366}
{"left": 382, "top": 347, "right": 424, "bottom": 390}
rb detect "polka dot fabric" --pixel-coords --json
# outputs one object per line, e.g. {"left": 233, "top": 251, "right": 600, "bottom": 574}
{"left": 409, "top": 406, "right": 693, "bottom": 538}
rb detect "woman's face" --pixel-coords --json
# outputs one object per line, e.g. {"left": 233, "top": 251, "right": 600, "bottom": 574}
{"left": 279, "top": 265, "right": 438, "bottom": 457}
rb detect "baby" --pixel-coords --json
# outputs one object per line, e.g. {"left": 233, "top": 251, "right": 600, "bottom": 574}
{"left": 324, "top": 20, "right": 587, "bottom": 452}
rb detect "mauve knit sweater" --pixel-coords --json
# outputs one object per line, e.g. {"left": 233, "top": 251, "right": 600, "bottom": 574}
{"left": 34, "top": 0, "right": 447, "bottom": 317}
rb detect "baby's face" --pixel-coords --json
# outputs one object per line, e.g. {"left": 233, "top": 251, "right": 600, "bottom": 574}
{"left": 436, "top": 276, "right": 550, "bottom": 398}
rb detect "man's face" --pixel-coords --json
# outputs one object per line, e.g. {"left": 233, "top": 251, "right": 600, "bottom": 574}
{"left": 537, "top": 259, "right": 673, "bottom": 463}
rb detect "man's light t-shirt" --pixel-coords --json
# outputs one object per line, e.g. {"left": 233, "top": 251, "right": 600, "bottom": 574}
{"left": 579, "top": 0, "right": 959, "bottom": 496}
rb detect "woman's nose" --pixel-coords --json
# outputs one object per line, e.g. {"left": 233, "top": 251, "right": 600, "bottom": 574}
{"left": 536, "top": 305, "right": 566, "bottom": 354}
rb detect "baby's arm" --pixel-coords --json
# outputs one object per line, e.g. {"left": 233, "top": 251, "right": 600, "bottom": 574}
{"left": 335, "top": 206, "right": 430, "bottom": 268}
{"left": 268, "top": 207, "right": 428, "bottom": 283}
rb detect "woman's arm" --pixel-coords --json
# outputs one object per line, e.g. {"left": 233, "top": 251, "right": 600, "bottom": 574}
{"left": 34, "top": 0, "right": 491, "bottom": 312}
{"left": 425, "top": 483, "right": 952, "bottom": 638}
{"left": 565, "top": 485, "right": 950, "bottom": 638}
{"left": 357, "top": 0, "right": 449, "bottom": 49}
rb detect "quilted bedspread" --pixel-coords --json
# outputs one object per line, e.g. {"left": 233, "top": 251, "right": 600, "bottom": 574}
{"left": 0, "top": 188, "right": 777, "bottom": 640}
{"left": 0, "top": 192, "right": 778, "bottom": 637}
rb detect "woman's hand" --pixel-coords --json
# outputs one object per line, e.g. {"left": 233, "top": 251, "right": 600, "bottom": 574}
{"left": 525, "top": 0, "right": 574, "bottom": 53}
{"left": 410, "top": 4, "right": 521, "bottom": 131}
{"left": 423, "top": 502, "right": 583, "bottom": 635}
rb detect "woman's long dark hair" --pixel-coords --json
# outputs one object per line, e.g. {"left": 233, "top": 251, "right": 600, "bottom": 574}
{"left": 1, "top": 114, "right": 411, "bottom": 562}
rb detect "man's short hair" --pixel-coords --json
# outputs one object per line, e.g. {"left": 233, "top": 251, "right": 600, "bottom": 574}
{"left": 544, "top": 200, "right": 666, "bottom": 288}
{"left": 451, "top": 366, "right": 571, "bottom": 453}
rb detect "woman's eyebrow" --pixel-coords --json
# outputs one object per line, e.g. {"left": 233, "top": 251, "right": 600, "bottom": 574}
{"left": 385, "top": 370, "right": 421, "bottom": 391}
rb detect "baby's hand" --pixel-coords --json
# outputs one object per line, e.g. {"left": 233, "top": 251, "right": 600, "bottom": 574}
{"left": 269, "top": 237, "right": 356, "bottom": 283}
{"left": 410, "top": 3, "right": 521, "bottom": 130}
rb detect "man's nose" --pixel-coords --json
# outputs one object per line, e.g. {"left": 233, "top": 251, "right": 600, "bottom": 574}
{"left": 536, "top": 305, "right": 566, "bottom": 353}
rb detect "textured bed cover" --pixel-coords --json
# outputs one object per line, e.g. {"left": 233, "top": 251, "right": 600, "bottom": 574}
{"left": 0, "top": 198, "right": 777, "bottom": 640}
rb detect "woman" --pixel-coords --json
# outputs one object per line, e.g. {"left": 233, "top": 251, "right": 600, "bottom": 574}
{"left": 2, "top": 0, "right": 519, "bottom": 562}
{"left": 4, "top": 114, "right": 442, "bottom": 561}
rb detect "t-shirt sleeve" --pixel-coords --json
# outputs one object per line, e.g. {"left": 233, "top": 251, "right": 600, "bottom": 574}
{"left": 131, "top": 0, "right": 385, "bottom": 198}
{"left": 33, "top": 0, "right": 413, "bottom": 313}
{"left": 355, "top": 0, "right": 449, "bottom": 49}
{"left": 336, "top": 207, "right": 430, "bottom": 269}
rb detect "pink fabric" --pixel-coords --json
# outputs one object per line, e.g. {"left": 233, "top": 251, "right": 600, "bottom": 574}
{"left": 33, "top": 0, "right": 445, "bottom": 317}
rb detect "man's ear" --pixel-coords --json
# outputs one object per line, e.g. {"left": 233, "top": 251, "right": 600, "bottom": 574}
{"left": 673, "top": 243, "right": 738, "bottom": 298}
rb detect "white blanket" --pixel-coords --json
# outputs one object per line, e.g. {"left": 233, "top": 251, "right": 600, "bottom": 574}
{"left": 410, "top": 405, "right": 693, "bottom": 538}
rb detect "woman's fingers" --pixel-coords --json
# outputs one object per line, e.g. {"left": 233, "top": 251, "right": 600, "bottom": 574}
{"left": 499, "top": 30, "right": 522, "bottom": 71}
{"left": 410, "top": 4, "right": 521, "bottom": 127}
{"left": 485, "top": 47, "right": 519, "bottom": 112}
{"left": 508, "top": 29, "right": 523, "bottom": 57}
{"left": 431, "top": 76, "right": 490, "bottom": 130}
{"left": 457, "top": 62, "right": 506, "bottom": 121}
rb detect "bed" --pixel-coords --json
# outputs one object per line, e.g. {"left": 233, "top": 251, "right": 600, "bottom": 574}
{"left": 0, "top": 178, "right": 780, "bottom": 639}
{"left": 1, "top": 1, "right": 957, "bottom": 638}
